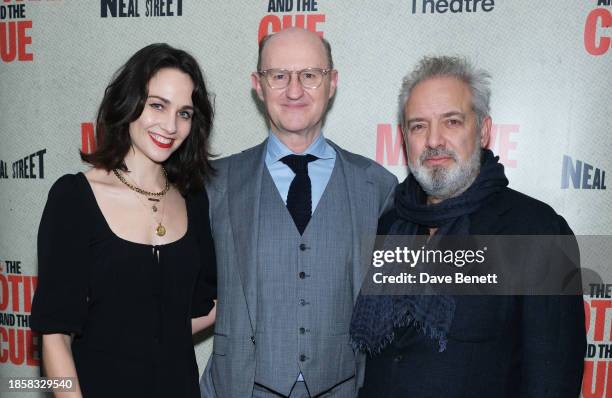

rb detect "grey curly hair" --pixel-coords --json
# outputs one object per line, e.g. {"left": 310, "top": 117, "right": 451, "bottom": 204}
{"left": 398, "top": 56, "right": 491, "bottom": 132}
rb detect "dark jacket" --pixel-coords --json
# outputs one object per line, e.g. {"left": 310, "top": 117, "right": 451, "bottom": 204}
{"left": 359, "top": 187, "right": 586, "bottom": 398}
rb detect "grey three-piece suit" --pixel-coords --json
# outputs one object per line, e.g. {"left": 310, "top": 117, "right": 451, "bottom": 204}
{"left": 200, "top": 139, "right": 397, "bottom": 397}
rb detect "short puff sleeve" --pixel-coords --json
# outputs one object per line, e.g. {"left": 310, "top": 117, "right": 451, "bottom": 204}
{"left": 30, "top": 174, "right": 90, "bottom": 335}
{"left": 188, "top": 187, "right": 217, "bottom": 318}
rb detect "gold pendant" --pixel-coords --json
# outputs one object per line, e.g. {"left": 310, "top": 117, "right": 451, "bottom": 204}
{"left": 156, "top": 223, "right": 166, "bottom": 237}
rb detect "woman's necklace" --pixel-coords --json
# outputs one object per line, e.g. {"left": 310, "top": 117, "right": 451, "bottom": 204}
{"left": 113, "top": 168, "right": 169, "bottom": 237}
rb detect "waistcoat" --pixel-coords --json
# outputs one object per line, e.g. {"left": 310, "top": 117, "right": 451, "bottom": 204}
{"left": 254, "top": 159, "right": 355, "bottom": 395}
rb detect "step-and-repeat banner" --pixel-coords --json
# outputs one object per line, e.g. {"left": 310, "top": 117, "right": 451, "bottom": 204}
{"left": 0, "top": 1, "right": 610, "bottom": 396}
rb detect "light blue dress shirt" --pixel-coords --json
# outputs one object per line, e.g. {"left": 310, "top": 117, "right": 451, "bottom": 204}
{"left": 265, "top": 132, "right": 336, "bottom": 213}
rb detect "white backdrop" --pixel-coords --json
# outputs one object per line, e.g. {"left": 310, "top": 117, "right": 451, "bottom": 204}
{"left": 0, "top": 1, "right": 610, "bottom": 396}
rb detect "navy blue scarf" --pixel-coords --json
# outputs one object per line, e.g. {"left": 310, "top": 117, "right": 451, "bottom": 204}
{"left": 350, "top": 149, "right": 508, "bottom": 354}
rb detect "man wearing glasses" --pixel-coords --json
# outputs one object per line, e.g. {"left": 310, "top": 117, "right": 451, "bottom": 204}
{"left": 200, "top": 28, "right": 397, "bottom": 397}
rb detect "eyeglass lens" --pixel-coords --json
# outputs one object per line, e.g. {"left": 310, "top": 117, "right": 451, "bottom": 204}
{"left": 265, "top": 69, "right": 325, "bottom": 89}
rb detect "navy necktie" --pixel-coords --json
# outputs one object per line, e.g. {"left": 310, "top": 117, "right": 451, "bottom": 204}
{"left": 280, "top": 154, "right": 319, "bottom": 235}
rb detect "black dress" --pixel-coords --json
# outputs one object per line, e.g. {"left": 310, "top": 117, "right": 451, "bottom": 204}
{"left": 31, "top": 173, "right": 216, "bottom": 398}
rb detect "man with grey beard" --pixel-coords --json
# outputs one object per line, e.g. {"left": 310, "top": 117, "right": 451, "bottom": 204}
{"left": 350, "top": 56, "right": 586, "bottom": 397}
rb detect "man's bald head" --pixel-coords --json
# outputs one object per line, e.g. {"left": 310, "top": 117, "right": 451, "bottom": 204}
{"left": 250, "top": 27, "right": 338, "bottom": 143}
{"left": 257, "top": 28, "right": 333, "bottom": 71}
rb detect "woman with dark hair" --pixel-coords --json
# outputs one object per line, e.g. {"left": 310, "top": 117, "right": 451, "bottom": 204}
{"left": 31, "top": 43, "right": 216, "bottom": 398}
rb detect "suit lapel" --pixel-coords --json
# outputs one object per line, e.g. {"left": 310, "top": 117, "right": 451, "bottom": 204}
{"left": 327, "top": 140, "right": 377, "bottom": 302}
{"left": 227, "top": 140, "right": 267, "bottom": 334}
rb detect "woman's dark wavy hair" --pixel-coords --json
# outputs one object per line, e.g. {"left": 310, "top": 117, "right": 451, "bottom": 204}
{"left": 80, "top": 43, "right": 214, "bottom": 195}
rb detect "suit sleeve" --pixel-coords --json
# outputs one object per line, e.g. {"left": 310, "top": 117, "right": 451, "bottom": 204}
{"left": 520, "top": 217, "right": 586, "bottom": 397}
{"left": 190, "top": 187, "right": 217, "bottom": 318}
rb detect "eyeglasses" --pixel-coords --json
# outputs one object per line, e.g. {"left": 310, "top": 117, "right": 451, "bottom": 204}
{"left": 258, "top": 68, "right": 331, "bottom": 89}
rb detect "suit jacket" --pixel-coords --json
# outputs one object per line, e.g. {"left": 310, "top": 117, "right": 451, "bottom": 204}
{"left": 359, "top": 187, "right": 586, "bottom": 398}
{"left": 201, "top": 139, "right": 397, "bottom": 398}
